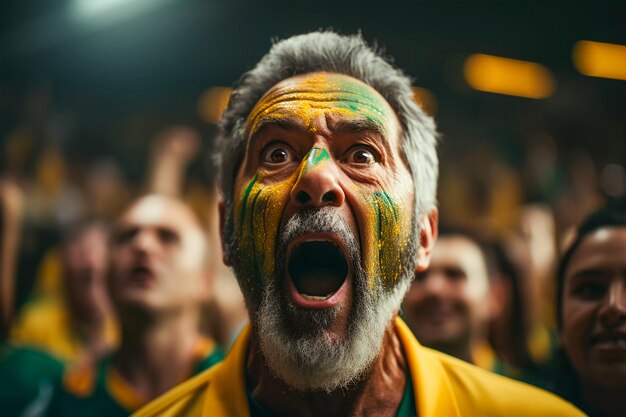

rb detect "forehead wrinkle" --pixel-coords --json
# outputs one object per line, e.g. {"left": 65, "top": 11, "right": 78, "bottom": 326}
{"left": 249, "top": 93, "right": 388, "bottom": 120}
{"left": 249, "top": 115, "right": 310, "bottom": 141}
{"left": 246, "top": 92, "right": 391, "bottom": 137}
{"left": 248, "top": 104, "right": 392, "bottom": 142}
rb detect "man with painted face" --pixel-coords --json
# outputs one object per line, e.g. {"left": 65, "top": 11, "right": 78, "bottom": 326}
{"left": 133, "top": 31, "right": 584, "bottom": 417}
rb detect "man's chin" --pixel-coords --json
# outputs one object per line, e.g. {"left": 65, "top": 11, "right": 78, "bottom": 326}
{"left": 281, "top": 304, "right": 343, "bottom": 341}
{"left": 256, "top": 315, "right": 376, "bottom": 392}
{"left": 254, "top": 276, "right": 409, "bottom": 392}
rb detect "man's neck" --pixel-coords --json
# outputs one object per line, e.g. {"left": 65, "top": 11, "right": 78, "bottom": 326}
{"left": 114, "top": 307, "right": 202, "bottom": 401}
{"left": 581, "top": 380, "right": 626, "bottom": 417}
{"left": 246, "top": 322, "right": 407, "bottom": 417}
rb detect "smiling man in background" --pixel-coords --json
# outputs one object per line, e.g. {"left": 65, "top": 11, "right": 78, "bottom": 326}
{"left": 401, "top": 228, "right": 526, "bottom": 377}
{"left": 133, "top": 31, "right": 584, "bottom": 417}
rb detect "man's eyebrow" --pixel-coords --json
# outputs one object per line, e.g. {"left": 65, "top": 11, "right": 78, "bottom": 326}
{"left": 249, "top": 116, "right": 307, "bottom": 137}
{"left": 569, "top": 267, "right": 611, "bottom": 282}
{"left": 330, "top": 118, "right": 389, "bottom": 137}
{"left": 248, "top": 115, "right": 391, "bottom": 140}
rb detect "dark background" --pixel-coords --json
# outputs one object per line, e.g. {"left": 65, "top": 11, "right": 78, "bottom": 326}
{"left": 1, "top": 0, "right": 625, "bottom": 224}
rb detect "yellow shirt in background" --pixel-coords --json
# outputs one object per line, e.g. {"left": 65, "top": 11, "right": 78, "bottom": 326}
{"left": 10, "top": 296, "right": 118, "bottom": 364}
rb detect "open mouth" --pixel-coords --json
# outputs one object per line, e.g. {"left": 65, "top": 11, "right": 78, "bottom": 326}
{"left": 129, "top": 265, "right": 155, "bottom": 285}
{"left": 592, "top": 333, "right": 626, "bottom": 347}
{"left": 287, "top": 240, "right": 348, "bottom": 301}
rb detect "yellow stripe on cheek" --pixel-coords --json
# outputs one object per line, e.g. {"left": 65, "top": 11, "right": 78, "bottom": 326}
{"left": 235, "top": 175, "right": 292, "bottom": 284}
{"left": 360, "top": 190, "right": 410, "bottom": 290}
{"left": 234, "top": 147, "right": 331, "bottom": 284}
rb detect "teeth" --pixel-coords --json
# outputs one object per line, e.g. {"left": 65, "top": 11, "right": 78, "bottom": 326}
{"left": 301, "top": 293, "right": 334, "bottom": 301}
{"left": 596, "top": 336, "right": 626, "bottom": 345}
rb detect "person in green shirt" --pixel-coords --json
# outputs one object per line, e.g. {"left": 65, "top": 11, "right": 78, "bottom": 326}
{"left": 1, "top": 178, "right": 64, "bottom": 416}
{"left": 44, "top": 194, "right": 223, "bottom": 417}
{"left": 0, "top": 344, "right": 63, "bottom": 417}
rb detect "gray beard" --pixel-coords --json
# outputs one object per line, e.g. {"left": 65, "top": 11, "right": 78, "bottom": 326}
{"left": 252, "top": 207, "right": 416, "bottom": 392}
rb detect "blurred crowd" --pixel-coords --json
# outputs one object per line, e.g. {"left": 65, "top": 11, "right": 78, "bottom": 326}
{"left": 0, "top": 81, "right": 624, "bottom": 417}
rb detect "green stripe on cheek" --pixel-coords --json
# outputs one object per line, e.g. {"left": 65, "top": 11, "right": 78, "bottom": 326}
{"left": 239, "top": 172, "right": 259, "bottom": 231}
{"left": 236, "top": 170, "right": 296, "bottom": 284}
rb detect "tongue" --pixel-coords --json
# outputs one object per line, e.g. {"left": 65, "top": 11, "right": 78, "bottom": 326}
{"left": 294, "top": 267, "right": 343, "bottom": 297}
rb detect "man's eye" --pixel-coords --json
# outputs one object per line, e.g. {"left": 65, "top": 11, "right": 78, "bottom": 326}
{"left": 573, "top": 282, "right": 606, "bottom": 300}
{"left": 347, "top": 147, "right": 376, "bottom": 165}
{"left": 158, "top": 228, "right": 179, "bottom": 245}
{"left": 114, "top": 229, "right": 137, "bottom": 245}
{"left": 445, "top": 267, "right": 466, "bottom": 281}
{"left": 262, "top": 144, "right": 293, "bottom": 164}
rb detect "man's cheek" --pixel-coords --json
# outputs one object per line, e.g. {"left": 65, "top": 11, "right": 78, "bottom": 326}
{"left": 359, "top": 189, "right": 411, "bottom": 290}
{"left": 235, "top": 172, "right": 293, "bottom": 284}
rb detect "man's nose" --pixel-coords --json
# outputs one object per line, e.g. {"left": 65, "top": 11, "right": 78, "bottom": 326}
{"left": 131, "top": 230, "right": 158, "bottom": 254}
{"left": 290, "top": 148, "right": 345, "bottom": 208}
{"left": 599, "top": 279, "right": 626, "bottom": 328}
{"left": 419, "top": 272, "right": 448, "bottom": 298}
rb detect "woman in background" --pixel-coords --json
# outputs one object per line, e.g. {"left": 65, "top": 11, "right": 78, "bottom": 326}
{"left": 553, "top": 199, "right": 626, "bottom": 417}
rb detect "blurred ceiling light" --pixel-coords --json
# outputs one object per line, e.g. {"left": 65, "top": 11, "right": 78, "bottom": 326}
{"left": 72, "top": 0, "right": 175, "bottom": 21}
{"left": 573, "top": 40, "right": 626, "bottom": 81}
{"left": 464, "top": 54, "right": 554, "bottom": 99}
{"left": 411, "top": 87, "right": 437, "bottom": 116}
{"left": 198, "top": 87, "right": 232, "bottom": 124}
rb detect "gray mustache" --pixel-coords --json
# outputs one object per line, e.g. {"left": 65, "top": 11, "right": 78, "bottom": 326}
{"left": 279, "top": 207, "right": 360, "bottom": 257}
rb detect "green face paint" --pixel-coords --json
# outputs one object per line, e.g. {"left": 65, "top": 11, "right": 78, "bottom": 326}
{"left": 360, "top": 189, "right": 411, "bottom": 290}
{"left": 235, "top": 72, "right": 413, "bottom": 292}
{"left": 234, "top": 147, "right": 332, "bottom": 284}
{"left": 247, "top": 73, "right": 394, "bottom": 136}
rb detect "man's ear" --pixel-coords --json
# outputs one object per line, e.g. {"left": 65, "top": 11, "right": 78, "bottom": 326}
{"left": 218, "top": 201, "right": 232, "bottom": 267}
{"left": 415, "top": 207, "right": 438, "bottom": 272}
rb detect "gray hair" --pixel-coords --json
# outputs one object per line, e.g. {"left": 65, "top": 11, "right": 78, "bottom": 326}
{"left": 218, "top": 31, "right": 439, "bottom": 260}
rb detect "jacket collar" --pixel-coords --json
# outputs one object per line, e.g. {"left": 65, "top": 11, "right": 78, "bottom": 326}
{"left": 204, "top": 318, "right": 461, "bottom": 417}
{"left": 396, "top": 319, "right": 461, "bottom": 417}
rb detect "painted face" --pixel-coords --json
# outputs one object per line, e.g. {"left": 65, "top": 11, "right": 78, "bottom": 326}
{"left": 233, "top": 72, "right": 414, "bottom": 306}
{"left": 561, "top": 227, "right": 626, "bottom": 388}
{"left": 402, "top": 235, "right": 491, "bottom": 350}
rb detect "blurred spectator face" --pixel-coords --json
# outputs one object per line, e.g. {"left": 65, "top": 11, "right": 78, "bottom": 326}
{"left": 109, "top": 195, "right": 210, "bottom": 312}
{"left": 63, "top": 224, "right": 111, "bottom": 322}
{"left": 561, "top": 226, "right": 626, "bottom": 388}
{"left": 403, "top": 235, "right": 491, "bottom": 348}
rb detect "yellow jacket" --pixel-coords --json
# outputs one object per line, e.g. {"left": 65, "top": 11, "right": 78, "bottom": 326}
{"left": 132, "top": 318, "right": 584, "bottom": 417}
{"left": 11, "top": 296, "right": 118, "bottom": 364}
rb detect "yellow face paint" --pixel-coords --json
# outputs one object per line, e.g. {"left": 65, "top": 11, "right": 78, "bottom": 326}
{"left": 236, "top": 72, "right": 412, "bottom": 290}
{"left": 247, "top": 73, "right": 394, "bottom": 136}
{"left": 358, "top": 189, "right": 412, "bottom": 290}
{"left": 234, "top": 147, "right": 331, "bottom": 284}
